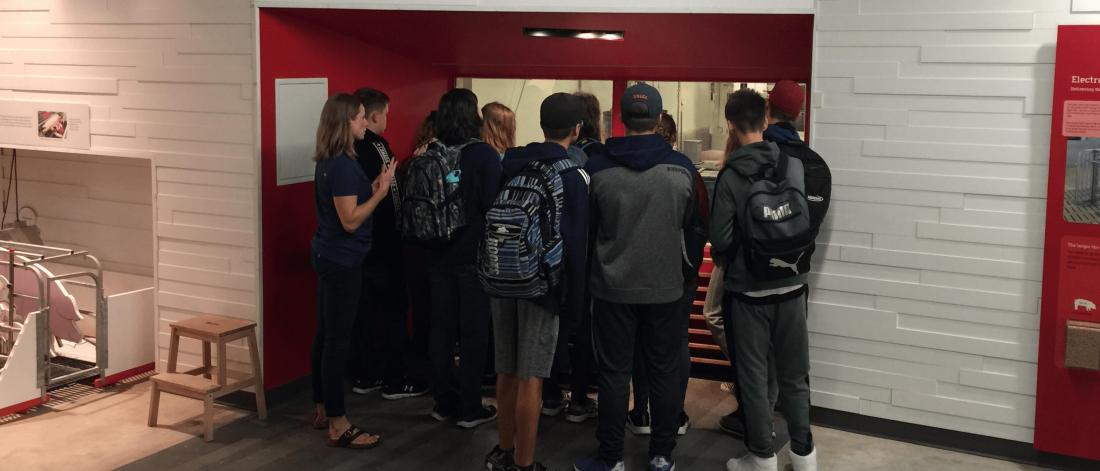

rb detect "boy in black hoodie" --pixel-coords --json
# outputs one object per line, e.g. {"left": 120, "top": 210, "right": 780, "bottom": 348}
{"left": 574, "top": 84, "right": 706, "bottom": 471}
{"left": 714, "top": 89, "right": 817, "bottom": 471}
{"left": 483, "top": 93, "right": 590, "bottom": 471}
{"left": 348, "top": 88, "right": 428, "bottom": 400}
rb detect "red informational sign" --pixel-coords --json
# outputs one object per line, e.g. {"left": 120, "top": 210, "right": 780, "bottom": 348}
{"left": 1036, "top": 25, "right": 1100, "bottom": 461}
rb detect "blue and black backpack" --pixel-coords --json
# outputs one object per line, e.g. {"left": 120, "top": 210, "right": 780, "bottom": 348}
{"left": 478, "top": 158, "right": 584, "bottom": 299}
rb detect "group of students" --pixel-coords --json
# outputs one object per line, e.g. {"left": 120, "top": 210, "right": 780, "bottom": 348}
{"left": 308, "top": 80, "right": 828, "bottom": 471}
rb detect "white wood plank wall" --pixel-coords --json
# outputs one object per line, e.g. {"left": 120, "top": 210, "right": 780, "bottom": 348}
{"left": 0, "top": 150, "right": 152, "bottom": 276}
{"left": 0, "top": 0, "right": 258, "bottom": 374}
{"left": 810, "top": 0, "right": 1100, "bottom": 442}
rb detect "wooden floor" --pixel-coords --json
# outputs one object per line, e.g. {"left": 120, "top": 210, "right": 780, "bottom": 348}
{"left": 119, "top": 379, "right": 777, "bottom": 470}
{"left": 114, "top": 378, "right": 1056, "bottom": 471}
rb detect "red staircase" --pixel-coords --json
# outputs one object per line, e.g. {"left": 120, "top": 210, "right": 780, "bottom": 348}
{"left": 689, "top": 245, "right": 729, "bottom": 368}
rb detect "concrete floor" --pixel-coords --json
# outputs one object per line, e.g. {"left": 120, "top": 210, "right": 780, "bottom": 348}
{"left": 0, "top": 375, "right": 245, "bottom": 470}
{"left": 1, "top": 378, "right": 1051, "bottom": 471}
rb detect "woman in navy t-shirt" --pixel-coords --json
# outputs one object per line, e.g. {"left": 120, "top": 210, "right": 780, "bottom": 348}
{"left": 310, "top": 93, "right": 396, "bottom": 449}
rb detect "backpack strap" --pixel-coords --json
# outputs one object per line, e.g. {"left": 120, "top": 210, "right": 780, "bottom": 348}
{"left": 549, "top": 157, "right": 589, "bottom": 186}
{"left": 771, "top": 152, "right": 790, "bottom": 183}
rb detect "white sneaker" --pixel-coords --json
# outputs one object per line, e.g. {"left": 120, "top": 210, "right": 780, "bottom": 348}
{"left": 789, "top": 447, "right": 817, "bottom": 471}
{"left": 725, "top": 453, "right": 778, "bottom": 471}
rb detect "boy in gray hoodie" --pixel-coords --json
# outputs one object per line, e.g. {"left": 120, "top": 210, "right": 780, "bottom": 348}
{"left": 712, "top": 89, "right": 818, "bottom": 471}
{"left": 573, "top": 84, "right": 706, "bottom": 471}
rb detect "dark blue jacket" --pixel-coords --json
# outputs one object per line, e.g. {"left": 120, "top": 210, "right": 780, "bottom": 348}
{"left": 763, "top": 121, "right": 802, "bottom": 144}
{"left": 500, "top": 142, "right": 589, "bottom": 320}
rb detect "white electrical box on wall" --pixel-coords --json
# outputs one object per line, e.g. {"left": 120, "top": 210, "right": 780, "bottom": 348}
{"left": 1073, "top": 0, "right": 1100, "bottom": 12}
{"left": 275, "top": 78, "right": 329, "bottom": 186}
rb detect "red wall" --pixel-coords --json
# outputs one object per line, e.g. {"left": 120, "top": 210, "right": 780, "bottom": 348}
{"left": 1035, "top": 25, "right": 1100, "bottom": 462}
{"left": 259, "top": 9, "right": 452, "bottom": 388}
{"left": 259, "top": 8, "right": 813, "bottom": 389}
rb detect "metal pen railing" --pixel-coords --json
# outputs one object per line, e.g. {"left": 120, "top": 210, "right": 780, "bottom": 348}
{"left": 0, "top": 240, "right": 106, "bottom": 399}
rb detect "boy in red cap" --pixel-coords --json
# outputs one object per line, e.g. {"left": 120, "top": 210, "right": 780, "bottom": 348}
{"left": 763, "top": 80, "right": 831, "bottom": 237}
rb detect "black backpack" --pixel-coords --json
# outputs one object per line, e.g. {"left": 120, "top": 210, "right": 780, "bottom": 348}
{"left": 398, "top": 139, "right": 478, "bottom": 242}
{"left": 734, "top": 153, "right": 816, "bottom": 281}
{"left": 776, "top": 141, "right": 831, "bottom": 237}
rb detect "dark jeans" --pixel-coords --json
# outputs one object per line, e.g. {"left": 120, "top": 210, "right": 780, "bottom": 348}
{"left": 428, "top": 264, "right": 491, "bottom": 418}
{"left": 403, "top": 243, "right": 433, "bottom": 363}
{"left": 631, "top": 283, "right": 693, "bottom": 414}
{"left": 593, "top": 298, "right": 684, "bottom": 462}
{"left": 311, "top": 253, "right": 362, "bottom": 417}
{"left": 351, "top": 258, "right": 410, "bottom": 385}
{"left": 723, "top": 292, "right": 814, "bottom": 457}
{"left": 545, "top": 294, "right": 595, "bottom": 404}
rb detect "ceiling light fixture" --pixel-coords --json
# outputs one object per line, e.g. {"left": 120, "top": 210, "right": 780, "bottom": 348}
{"left": 523, "top": 27, "right": 625, "bottom": 41}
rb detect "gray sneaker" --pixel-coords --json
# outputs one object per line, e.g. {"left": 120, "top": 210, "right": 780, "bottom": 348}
{"left": 649, "top": 455, "right": 676, "bottom": 471}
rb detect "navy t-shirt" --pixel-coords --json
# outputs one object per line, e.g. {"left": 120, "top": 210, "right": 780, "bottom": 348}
{"left": 311, "top": 154, "right": 373, "bottom": 267}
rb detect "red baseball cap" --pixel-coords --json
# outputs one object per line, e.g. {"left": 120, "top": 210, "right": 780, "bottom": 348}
{"left": 768, "top": 80, "right": 804, "bottom": 119}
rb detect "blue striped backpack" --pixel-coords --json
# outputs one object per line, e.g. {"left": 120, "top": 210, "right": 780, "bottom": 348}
{"left": 478, "top": 158, "right": 582, "bottom": 299}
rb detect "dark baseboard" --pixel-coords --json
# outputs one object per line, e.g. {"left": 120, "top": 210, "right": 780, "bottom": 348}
{"left": 810, "top": 407, "right": 1100, "bottom": 471}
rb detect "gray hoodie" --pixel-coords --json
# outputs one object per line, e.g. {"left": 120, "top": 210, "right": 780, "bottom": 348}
{"left": 710, "top": 141, "right": 808, "bottom": 294}
{"left": 585, "top": 134, "right": 703, "bottom": 304}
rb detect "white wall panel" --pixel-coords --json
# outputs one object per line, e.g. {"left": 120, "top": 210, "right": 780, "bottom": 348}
{"left": 810, "top": 0, "right": 1100, "bottom": 442}
{"left": 0, "top": 0, "right": 258, "bottom": 374}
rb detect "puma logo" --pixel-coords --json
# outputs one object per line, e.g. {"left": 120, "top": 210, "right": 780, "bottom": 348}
{"left": 762, "top": 202, "right": 793, "bottom": 221}
{"left": 769, "top": 252, "right": 804, "bottom": 275}
{"left": 808, "top": 195, "right": 824, "bottom": 202}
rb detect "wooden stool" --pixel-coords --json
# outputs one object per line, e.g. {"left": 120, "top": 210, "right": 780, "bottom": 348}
{"left": 147, "top": 314, "right": 267, "bottom": 442}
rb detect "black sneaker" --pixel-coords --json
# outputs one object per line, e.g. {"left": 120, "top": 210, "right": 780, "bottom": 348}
{"left": 626, "top": 409, "right": 651, "bottom": 435}
{"left": 351, "top": 378, "right": 384, "bottom": 395}
{"left": 564, "top": 398, "right": 598, "bottom": 423}
{"left": 431, "top": 404, "right": 454, "bottom": 422}
{"left": 457, "top": 405, "right": 498, "bottom": 428}
{"left": 719, "top": 410, "right": 774, "bottom": 438}
{"left": 541, "top": 397, "right": 567, "bottom": 417}
{"left": 719, "top": 410, "right": 744, "bottom": 438}
{"left": 677, "top": 412, "right": 690, "bottom": 436}
{"left": 485, "top": 445, "right": 515, "bottom": 471}
{"left": 381, "top": 379, "right": 429, "bottom": 400}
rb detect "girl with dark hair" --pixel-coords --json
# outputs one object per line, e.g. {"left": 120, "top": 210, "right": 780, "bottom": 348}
{"left": 427, "top": 89, "right": 504, "bottom": 429}
{"left": 655, "top": 111, "right": 678, "bottom": 148}
{"left": 574, "top": 91, "right": 604, "bottom": 142}
{"left": 436, "top": 88, "right": 483, "bottom": 146}
{"left": 310, "top": 92, "right": 396, "bottom": 449}
{"left": 567, "top": 92, "right": 607, "bottom": 166}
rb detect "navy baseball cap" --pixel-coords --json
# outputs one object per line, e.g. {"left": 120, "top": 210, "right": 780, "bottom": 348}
{"left": 620, "top": 83, "right": 662, "bottom": 121}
